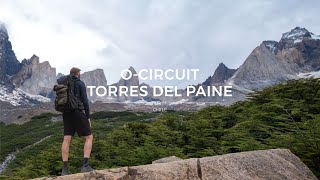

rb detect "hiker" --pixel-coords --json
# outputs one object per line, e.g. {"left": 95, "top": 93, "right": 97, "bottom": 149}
{"left": 54, "top": 67, "right": 93, "bottom": 175}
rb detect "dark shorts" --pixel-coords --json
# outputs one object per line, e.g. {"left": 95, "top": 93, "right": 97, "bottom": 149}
{"left": 62, "top": 110, "right": 91, "bottom": 137}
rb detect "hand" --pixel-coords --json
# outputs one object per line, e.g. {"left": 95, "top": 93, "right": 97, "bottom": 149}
{"left": 88, "top": 118, "right": 92, "bottom": 128}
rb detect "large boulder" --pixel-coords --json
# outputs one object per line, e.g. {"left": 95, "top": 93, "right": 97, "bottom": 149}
{"left": 32, "top": 149, "right": 317, "bottom": 180}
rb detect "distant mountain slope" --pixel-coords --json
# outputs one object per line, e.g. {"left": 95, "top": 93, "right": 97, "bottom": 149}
{"left": 0, "top": 23, "right": 51, "bottom": 105}
{"left": 228, "top": 43, "right": 298, "bottom": 89}
{"left": 226, "top": 27, "right": 320, "bottom": 91}
{"left": 202, "top": 62, "right": 237, "bottom": 86}
{"left": 0, "top": 22, "right": 19, "bottom": 92}
{"left": 80, "top": 68, "right": 108, "bottom": 101}
{"left": 0, "top": 23, "right": 110, "bottom": 105}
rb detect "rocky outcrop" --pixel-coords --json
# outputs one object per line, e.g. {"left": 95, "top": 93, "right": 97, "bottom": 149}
{"left": 278, "top": 27, "right": 317, "bottom": 50}
{"left": 0, "top": 23, "right": 21, "bottom": 76}
{"left": 277, "top": 39, "right": 320, "bottom": 72}
{"left": 0, "top": 23, "right": 57, "bottom": 99}
{"left": 275, "top": 27, "right": 320, "bottom": 72}
{"left": 202, "top": 63, "right": 237, "bottom": 86}
{"left": 115, "top": 66, "right": 141, "bottom": 102}
{"left": 80, "top": 68, "right": 108, "bottom": 101}
{"left": 0, "top": 23, "right": 51, "bottom": 106}
{"left": 81, "top": 69, "right": 108, "bottom": 87}
{"left": 11, "top": 55, "right": 56, "bottom": 97}
{"left": 228, "top": 27, "right": 320, "bottom": 91}
{"left": 229, "top": 43, "right": 298, "bottom": 89}
{"left": 0, "top": 22, "right": 20, "bottom": 92}
{"left": 32, "top": 149, "right": 317, "bottom": 180}
{"left": 152, "top": 156, "right": 182, "bottom": 164}
{"left": 138, "top": 82, "right": 159, "bottom": 102}
{"left": 191, "top": 27, "right": 320, "bottom": 102}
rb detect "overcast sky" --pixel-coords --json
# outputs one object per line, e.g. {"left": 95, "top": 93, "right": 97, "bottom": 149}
{"left": 1, "top": 0, "right": 320, "bottom": 87}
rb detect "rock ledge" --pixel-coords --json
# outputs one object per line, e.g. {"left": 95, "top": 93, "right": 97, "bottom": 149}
{"left": 32, "top": 149, "right": 316, "bottom": 180}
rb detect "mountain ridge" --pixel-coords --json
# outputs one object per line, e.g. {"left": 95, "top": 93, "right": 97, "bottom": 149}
{"left": 1, "top": 24, "right": 320, "bottom": 105}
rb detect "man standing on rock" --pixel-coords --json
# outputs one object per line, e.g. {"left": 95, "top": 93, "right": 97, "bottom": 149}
{"left": 57, "top": 67, "right": 94, "bottom": 175}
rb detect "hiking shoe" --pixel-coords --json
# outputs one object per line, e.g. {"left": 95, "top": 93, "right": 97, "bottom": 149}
{"left": 61, "top": 168, "right": 72, "bottom": 176}
{"left": 80, "top": 165, "right": 94, "bottom": 173}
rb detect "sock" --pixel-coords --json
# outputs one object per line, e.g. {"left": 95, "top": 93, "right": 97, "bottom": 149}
{"left": 83, "top": 157, "right": 89, "bottom": 167}
{"left": 63, "top": 161, "right": 68, "bottom": 169}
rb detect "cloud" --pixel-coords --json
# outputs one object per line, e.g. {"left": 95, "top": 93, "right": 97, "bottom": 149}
{"left": 1, "top": 0, "right": 320, "bottom": 87}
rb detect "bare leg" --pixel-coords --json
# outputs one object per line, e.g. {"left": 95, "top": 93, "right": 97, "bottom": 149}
{"left": 62, "top": 135, "right": 72, "bottom": 161}
{"left": 81, "top": 134, "right": 94, "bottom": 172}
{"left": 83, "top": 134, "right": 93, "bottom": 158}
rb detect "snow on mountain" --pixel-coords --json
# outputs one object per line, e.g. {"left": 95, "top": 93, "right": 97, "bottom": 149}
{"left": 169, "top": 98, "right": 189, "bottom": 105}
{"left": 0, "top": 85, "right": 50, "bottom": 106}
{"left": 311, "top": 33, "right": 320, "bottom": 40}
{"left": 281, "top": 27, "right": 320, "bottom": 42}
{"left": 282, "top": 27, "right": 309, "bottom": 39}
{"left": 263, "top": 41, "right": 278, "bottom": 53}
{"left": 298, "top": 71, "right": 320, "bottom": 78}
{"left": 125, "top": 99, "right": 159, "bottom": 106}
{"left": 294, "top": 39, "right": 302, "bottom": 43}
{"left": 228, "top": 26, "right": 320, "bottom": 92}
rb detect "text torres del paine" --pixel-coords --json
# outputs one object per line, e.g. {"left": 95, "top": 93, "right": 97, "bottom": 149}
{"left": 87, "top": 69, "right": 233, "bottom": 97}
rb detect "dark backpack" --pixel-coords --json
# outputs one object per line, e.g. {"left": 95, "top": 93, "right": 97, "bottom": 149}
{"left": 53, "top": 75, "right": 81, "bottom": 112}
